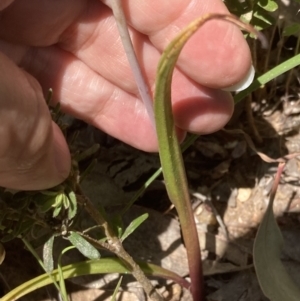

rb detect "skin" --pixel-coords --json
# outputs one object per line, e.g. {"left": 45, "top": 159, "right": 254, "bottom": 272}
{"left": 0, "top": 0, "right": 251, "bottom": 190}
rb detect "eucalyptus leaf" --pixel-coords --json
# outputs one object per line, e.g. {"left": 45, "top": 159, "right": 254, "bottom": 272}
{"left": 68, "top": 231, "right": 100, "bottom": 260}
{"left": 121, "top": 213, "right": 148, "bottom": 241}
{"left": 43, "top": 235, "right": 55, "bottom": 273}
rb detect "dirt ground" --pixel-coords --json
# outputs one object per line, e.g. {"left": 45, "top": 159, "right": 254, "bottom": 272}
{"left": 1, "top": 4, "right": 300, "bottom": 301}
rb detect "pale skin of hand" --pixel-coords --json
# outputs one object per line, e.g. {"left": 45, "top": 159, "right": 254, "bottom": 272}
{"left": 0, "top": 0, "right": 251, "bottom": 190}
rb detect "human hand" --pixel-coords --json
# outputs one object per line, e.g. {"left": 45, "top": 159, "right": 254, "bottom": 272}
{"left": 0, "top": 0, "right": 252, "bottom": 190}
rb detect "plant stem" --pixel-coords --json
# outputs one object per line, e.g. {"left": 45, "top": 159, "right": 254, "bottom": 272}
{"left": 77, "top": 192, "right": 164, "bottom": 301}
{"left": 245, "top": 94, "right": 263, "bottom": 144}
{"left": 109, "top": 0, "right": 155, "bottom": 127}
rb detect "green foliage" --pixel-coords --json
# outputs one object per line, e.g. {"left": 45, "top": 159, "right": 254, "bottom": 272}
{"left": 37, "top": 189, "right": 77, "bottom": 220}
{"left": 110, "top": 276, "right": 123, "bottom": 301}
{"left": 43, "top": 235, "right": 55, "bottom": 273}
{"left": 57, "top": 246, "right": 76, "bottom": 301}
{"left": 283, "top": 23, "right": 300, "bottom": 37}
{"left": 234, "top": 54, "right": 300, "bottom": 103}
{"left": 0, "top": 190, "right": 41, "bottom": 242}
{"left": 68, "top": 231, "right": 100, "bottom": 260}
{"left": 120, "top": 213, "right": 148, "bottom": 242}
{"left": 224, "top": 0, "right": 278, "bottom": 31}
{"left": 254, "top": 164, "right": 300, "bottom": 301}
{"left": 1, "top": 258, "right": 189, "bottom": 301}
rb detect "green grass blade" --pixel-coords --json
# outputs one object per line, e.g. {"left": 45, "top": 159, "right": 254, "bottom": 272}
{"left": 57, "top": 246, "right": 75, "bottom": 301}
{"left": 234, "top": 54, "right": 300, "bottom": 103}
{"left": 110, "top": 276, "right": 123, "bottom": 301}
{"left": 1, "top": 258, "right": 189, "bottom": 301}
{"left": 121, "top": 213, "right": 149, "bottom": 242}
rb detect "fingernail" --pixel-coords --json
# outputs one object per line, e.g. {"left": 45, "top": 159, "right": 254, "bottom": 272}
{"left": 222, "top": 65, "right": 255, "bottom": 92}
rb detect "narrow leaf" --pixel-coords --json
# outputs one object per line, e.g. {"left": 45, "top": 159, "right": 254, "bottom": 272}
{"left": 234, "top": 54, "right": 300, "bottom": 103}
{"left": 58, "top": 246, "right": 76, "bottom": 301}
{"left": 62, "top": 194, "right": 69, "bottom": 209}
{"left": 121, "top": 213, "right": 148, "bottom": 241}
{"left": 52, "top": 203, "right": 62, "bottom": 218}
{"left": 154, "top": 13, "right": 261, "bottom": 301}
{"left": 258, "top": 0, "right": 278, "bottom": 12}
{"left": 253, "top": 7, "right": 275, "bottom": 28}
{"left": 68, "top": 231, "right": 100, "bottom": 260}
{"left": 66, "top": 191, "right": 77, "bottom": 220}
{"left": 110, "top": 276, "right": 123, "bottom": 301}
{"left": 254, "top": 163, "right": 300, "bottom": 301}
{"left": 43, "top": 235, "right": 55, "bottom": 273}
{"left": 1, "top": 258, "right": 189, "bottom": 301}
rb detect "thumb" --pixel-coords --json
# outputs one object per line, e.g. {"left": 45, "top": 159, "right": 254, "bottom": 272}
{"left": 0, "top": 52, "right": 71, "bottom": 190}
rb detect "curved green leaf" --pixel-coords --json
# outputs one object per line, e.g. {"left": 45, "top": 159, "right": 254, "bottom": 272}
{"left": 66, "top": 191, "right": 77, "bottom": 220}
{"left": 254, "top": 163, "right": 300, "bottom": 301}
{"left": 57, "top": 246, "right": 76, "bottom": 301}
{"left": 154, "top": 13, "right": 261, "bottom": 301}
{"left": 1, "top": 258, "right": 189, "bottom": 301}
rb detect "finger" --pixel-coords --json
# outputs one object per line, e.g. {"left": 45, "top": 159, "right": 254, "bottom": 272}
{"left": 105, "top": 0, "right": 253, "bottom": 89}
{"left": 0, "top": 52, "right": 71, "bottom": 190}
{"left": 0, "top": 0, "right": 252, "bottom": 89}
{"left": 0, "top": 0, "right": 237, "bottom": 152}
{"left": 0, "top": 42, "right": 233, "bottom": 152}
{"left": 0, "top": 0, "right": 86, "bottom": 46}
